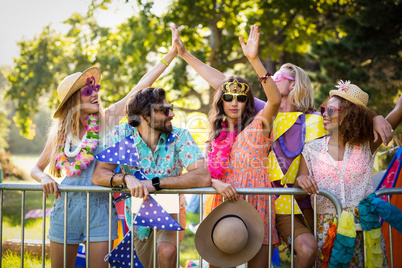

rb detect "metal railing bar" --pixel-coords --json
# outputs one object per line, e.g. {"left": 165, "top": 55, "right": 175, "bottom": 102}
{"left": 199, "top": 194, "right": 203, "bottom": 268}
{"left": 130, "top": 210, "right": 134, "bottom": 268}
{"left": 63, "top": 193, "right": 68, "bottom": 267}
{"left": 313, "top": 195, "right": 317, "bottom": 268}
{"left": 268, "top": 195, "right": 272, "bottom": 268}
{"left": 290, "top": 195, "right": 294, "bottom": 268}
{"left": 153, "top": 226, "right": 157, "bottom": 268}
{"left": 86, "top": 192, "right": 90, "bottom": 268}
{"left": 42, "top": 193, "right": 46, "bottom": 268}
{"left": 108, "top": 193, "right": 113, "bottom": 268}
{"left": 21, "top": 191, "right": 25, "bottom": 268}
{"left": 0, "top": 190, "right": 3, "bottom": 268}
{"left": 0, "top": 184, "right": 348, "bottom": 268}
{"left": 176, "top": 194, "right": 180, "bottom": 268}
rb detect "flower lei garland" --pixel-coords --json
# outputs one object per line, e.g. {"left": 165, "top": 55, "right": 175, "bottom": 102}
{"left": 55, "top": 114, "right": 100, "bottom": 176}
{"left": 207, "top": 119, "right": 238, "bottom": 179}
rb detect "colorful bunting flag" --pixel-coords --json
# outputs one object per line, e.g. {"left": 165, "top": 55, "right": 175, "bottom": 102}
{"left": 133, "top": 196, "right": 184, "bottom": 231}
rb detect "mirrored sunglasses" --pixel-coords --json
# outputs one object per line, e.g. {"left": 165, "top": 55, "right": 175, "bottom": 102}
{"left": 222, "top": 93, "right": 248, "bottom": 103}
{"left": 320, "top": 105, "right": 342, "bottom": 117}
{"left": 155, "top": 105, "right": 174, "bottom": 116}
{"left": 273, "top": 70, "right": 295, "bottom": 83}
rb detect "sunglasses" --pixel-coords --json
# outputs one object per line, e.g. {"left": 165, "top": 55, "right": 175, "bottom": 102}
{"left": 80, "top": 86, "right": 100, "bottom": 96}
{"left": 154, "top": 105, "right": 174, "bottom": 116}
{"left": 272, "top": 70, "right": 295, "bottom": 83}
{"left": 80, "top": 76, "right": 101, "bottom": 96}
{"left": 222, "top": 93, "right": 248, "bottom": 103}
{"left": 320, "top": 105, "right": 342, "bottom": 117}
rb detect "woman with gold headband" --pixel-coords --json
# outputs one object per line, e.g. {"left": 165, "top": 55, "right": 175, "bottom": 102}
{"left": 175, "top": 24, "right": 281, "bottom": 267}
{"left": 30, "top": 27, "right": 179, "bottom": 267}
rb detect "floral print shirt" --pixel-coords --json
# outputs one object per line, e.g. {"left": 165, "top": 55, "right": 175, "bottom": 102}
{"left": 109, "top": 122, "right": 204, "bottom": 232}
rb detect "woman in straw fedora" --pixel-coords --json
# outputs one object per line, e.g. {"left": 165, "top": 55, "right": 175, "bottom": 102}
{"left": 295, "top": 81, "right": 398, "bottom": 267}
{"left": 30, "top": 26, "right": 179, "bottom": 268}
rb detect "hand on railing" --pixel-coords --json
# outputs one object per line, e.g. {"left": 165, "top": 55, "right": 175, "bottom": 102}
{"left": 295, "top": 175, "right": 319, "bottom": 196}
{"left": 40, "top": 174, "right": 61, "bottom": 199}
{"left": 126, "top": 174, "right": 150, "bottom": 201}
{"left": 212, "top": 179, "right": 239, "bottom": 202}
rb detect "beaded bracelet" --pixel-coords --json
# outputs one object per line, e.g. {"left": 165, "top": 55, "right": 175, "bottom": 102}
{"left": 160, "top": 58, "right": 169, "bottom": 67}
{"left": 121, "top": 173, "right": 127, "bottom": 188}
{"left": 257, "top": 70, "right": 274, "bottom": 87}
{"left": 110, "top": 172, "right": 117, "bottom": 188}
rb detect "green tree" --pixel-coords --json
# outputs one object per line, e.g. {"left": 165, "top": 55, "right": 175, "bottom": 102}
{"left": 310, "top": 0, "right": 402, "bottom": 114}
{"left": 0, "top": 68, "right": 11, "bottom": 149}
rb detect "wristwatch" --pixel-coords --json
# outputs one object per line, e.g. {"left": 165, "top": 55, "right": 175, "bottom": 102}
{"left": 152, "top": 177, "right": 161, "bottom": 191}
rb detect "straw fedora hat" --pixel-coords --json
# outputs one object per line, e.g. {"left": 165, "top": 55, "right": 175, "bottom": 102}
{"left": 329, "top": 80, "right": 369, "bottom": 107}
{"left": 53, "top": 67, "right": 101, "bottom": 118}
{"left": 195, "top": 199, "right": 264, "bottom": 267}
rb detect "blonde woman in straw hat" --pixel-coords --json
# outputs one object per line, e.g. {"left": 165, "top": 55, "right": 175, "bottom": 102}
{"left": 30, "top": 26, "right": 179, "bottom": 268}
{"left": 295, "top": 81, "right": 398, "bottom": 267}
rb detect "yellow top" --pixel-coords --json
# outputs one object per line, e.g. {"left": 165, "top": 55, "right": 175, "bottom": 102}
{"left": 267, "top": 112, "right": 327, "bottom": 214}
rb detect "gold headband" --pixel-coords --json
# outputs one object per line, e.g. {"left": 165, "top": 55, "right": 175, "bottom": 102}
{"left": 221, "top": 79, "right": 249, "bottom": 94}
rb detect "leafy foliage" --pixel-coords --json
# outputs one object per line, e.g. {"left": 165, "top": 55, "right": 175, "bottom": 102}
{"left": 4, "top": 0, "right": 401, "bottom": 138}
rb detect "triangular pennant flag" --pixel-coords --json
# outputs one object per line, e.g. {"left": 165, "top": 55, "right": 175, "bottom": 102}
{"left": 105, "top": 230, "right": 144, "bottom": 268}
{"left": 95, "top": 135, "right": 140, "bottom": 166}
{"left": 113, "top": 170, "right": 149, "bottom": 204}
{"left": 133, "top": 196, "right": 184, "bottom": 231}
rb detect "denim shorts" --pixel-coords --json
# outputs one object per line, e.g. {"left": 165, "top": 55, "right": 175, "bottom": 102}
{"left": 48, "top": 195, "right": 118, "bottom": 244}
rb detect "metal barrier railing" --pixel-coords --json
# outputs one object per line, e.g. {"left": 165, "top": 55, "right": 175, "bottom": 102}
{"left": 0, "top": 184, "right": 343, "bottom": 268}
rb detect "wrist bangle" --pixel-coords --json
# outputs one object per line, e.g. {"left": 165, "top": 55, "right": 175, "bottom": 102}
{"left": 110, "top": 172, "right": 117, "bottom": 188}
{"left": 160, "top": 58, "right": 169, "bottom": 67}
{"left": 122, "top": 173, "right": 127, "bottom": 188}
{"left": 257, "top": 70, "right": 273, "bottom": 87}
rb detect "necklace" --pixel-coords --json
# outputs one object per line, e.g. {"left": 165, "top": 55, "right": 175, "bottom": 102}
{"left": 207, "top": 119, "right": 238, "bottom": 179}
{"left": 55, "top": 114, "right": 100, "bottom": 176}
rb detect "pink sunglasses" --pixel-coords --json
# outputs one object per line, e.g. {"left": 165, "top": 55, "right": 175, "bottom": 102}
{"left": 273, "top": 70, "right": 295, "bottom": 83}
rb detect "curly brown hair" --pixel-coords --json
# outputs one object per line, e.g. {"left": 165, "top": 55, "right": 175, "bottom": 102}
{"left": 326, "top": 96, "right": 377, "bottom": 146}
{"left": 207, "top": 76, "right": 255, "bottom": 142}
{"left": 126, "top": 87, "right": 166, "bottom": 127}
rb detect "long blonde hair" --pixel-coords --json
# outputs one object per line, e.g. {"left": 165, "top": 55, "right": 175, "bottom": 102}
{"left": 282, "top": 63, "right": 315, "bottom": 113}
{"left": 47, "top": 91, "right": 104, "bottom": 178}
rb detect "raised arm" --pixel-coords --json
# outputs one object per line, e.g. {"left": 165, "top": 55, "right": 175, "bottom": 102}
{"left": 173, "top": 25, "right": 227, "bottom": 90}
{"left": 386, "top": 94, "right": 402, "bottom": 131}
{"left": 240, "top": 25, "right": 281, "bottom": 135}
{"left": 105, "top": 25, "right": 179, "bottom": 126}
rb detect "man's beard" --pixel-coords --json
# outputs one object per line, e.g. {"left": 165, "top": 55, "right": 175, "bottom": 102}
{"left": 148, "top": 117, "right": 173, "bottom": 133}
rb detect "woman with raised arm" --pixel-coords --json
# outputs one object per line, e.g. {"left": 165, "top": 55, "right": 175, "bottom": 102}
{"left": 30, "top": 27, "right": 179, "bottom": 268}
{"left": 181, "top": 24, "right": 281, "bottom": 267}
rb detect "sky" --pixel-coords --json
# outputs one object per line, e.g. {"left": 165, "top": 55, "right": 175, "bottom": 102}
{"left": 0, "top": 0, "right": 169, "bottom": 66}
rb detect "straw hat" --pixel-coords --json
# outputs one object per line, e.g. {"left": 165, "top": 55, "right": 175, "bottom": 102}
{"left": 195, "top": 199, "right": 264, "bottom": 267}
{"left": 53, "top": 67, "right": 101, "bottom": 118}
{"left": 329, "top": 80, "right": 369, "bottom": 107}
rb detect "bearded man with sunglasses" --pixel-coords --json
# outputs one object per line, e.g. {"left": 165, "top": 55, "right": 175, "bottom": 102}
{"left": 92, "top": 87, "right": 211, "bottom": 267}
